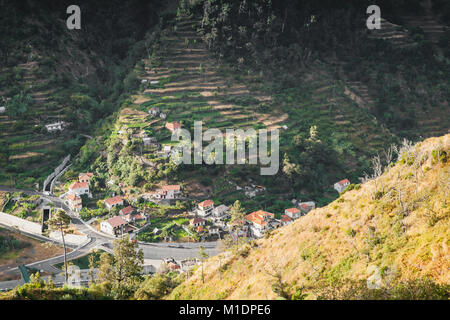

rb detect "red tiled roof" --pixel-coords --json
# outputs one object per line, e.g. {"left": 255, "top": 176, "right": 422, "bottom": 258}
{"left": 281, "top": 215, "right": 292, "bottom": 222}
{"left": 190, "top": 217, "right": 206, "bottom": 225}
{"left": 196, "top": 226, "right": 203, "bottom": 233}
{"left": 66, "top": 193, "right": 81, "bottom": 201}
{"left": 69, "top": 181, "right": 89, "bottom": 190}
{"left": 165, "top": 121, "right": 181, "bottom": 132}
{"left": 105, "top": 216, "right": 127, "bottom": 228}
{"left": 198, "top": 200, "right": 214, "bottom": 208}
{"left": 162, "top": 185, "right": 181, "bottom": 191}
{"left": 245, "top": 210, "right": 274, "bottom": 227}
{"left": 285, "top": 208, "right": 300, "bottom": 214}
{"left": 78, "top": 172, "right": 93, "bottom": 180}
{"left": 338, "top": 179, "right": 350, "bottom": 186}
{"left": 120, "top": 206, "right": 134, "bottom": 215}
{"left": 105, "top": 196, "right": 123, "bottom": 206}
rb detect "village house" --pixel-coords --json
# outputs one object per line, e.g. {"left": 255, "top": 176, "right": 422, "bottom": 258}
{"left": 153, "top": 184, "right": 182, "bottom": 200}
{"left": 245, "top": 210, "right": 275, "bottom": 238}
{"left": 100, "top": 216, "right": 128, "bottom": 236}
{"left": 148, "top": 107, "right": 160, "bottom": 117}
{"left": 104, "top": 195, "right": 124, "bottom": 210}
{"left": 119, "top": 206, "right": 145, "bottom": 223}
{"left": 298, "top": 201, "right": 315, "bottom": 214}
{"left": 68, "top": 181, "right": 91, "bottom": 197}
{"left": 159, "top": 112, "right": 167, "bottom": 120}
{"left": 78, "top": 172, "right": 93, "bottom": 183}
{"left": 45, "top": 121, "right": 66, "bottom": 133}
{"left": 190, "top": 217, "right": 206, "bottom": 228}
{"left": 281, "top": 214, "right": 292, "bottom": 226}
{"left": 285, "top": 207, "right": 301, "bottom": 219}
{"left": 334, "top": 179, "right": 351, "bottom": 193}
{"left": 212, "top": 204, "right": 230, "bottom": 219}
{"left": 165, "top": 121, "right": 181, "bottom": 133}
{"left": 66, "top": 193, "right": 82, "bottom": 212}
{"left": 0, "top": 106, "right": 5, "bottom": 113}
{"left": 197, "top": 200, "right": 214, "bottom": 217}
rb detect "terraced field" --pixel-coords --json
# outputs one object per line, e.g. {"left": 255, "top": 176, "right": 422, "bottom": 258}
{"left": 0, "top": 57, "right": 74, "bottom": 188}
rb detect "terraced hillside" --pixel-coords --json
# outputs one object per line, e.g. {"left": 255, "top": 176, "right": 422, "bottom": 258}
{"left": 168, "top": 134, "right": 450, "bottom": 300}
{"left": 93, "top": 12, "right": 399, "bottom": 212}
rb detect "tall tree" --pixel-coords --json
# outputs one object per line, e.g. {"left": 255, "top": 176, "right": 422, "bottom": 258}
{"left": 47, "top": 209, "right": 71, "bottom": 283}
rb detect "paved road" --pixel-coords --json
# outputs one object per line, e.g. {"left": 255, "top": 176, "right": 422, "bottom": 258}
{"left": 0, "top": 186, "right": 219, "bottom": 276}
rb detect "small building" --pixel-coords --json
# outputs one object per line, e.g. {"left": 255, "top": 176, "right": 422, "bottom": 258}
{"left": 105, "top": 196, "right": 124, "bottom": 210}
{"left": 197, "top": 200, "right": 214, "bottom": 217}
{"left": 159, "top": 112, "right": 167, "bottom": 120}
{"left": 141, "top": 79, "right": 148, "bottom": 84}
{"left": 285, "top": 208, "right": 301, "bottom": 219}
{"left": 119, "top": 206, "right": 134, "bottom": 216}
{"left": 190, "top": 217, "right": 206, "bottom": 227}
{"left": 245, "top": 210, "right": 275, "bottom": 238}
{"left": 66, "top": 193, "right": 82, "bottom": 212}
{"left": 45, "top": 121, "right": 66, "bottom": 133}
{"left": 153, "top": 185, "right": 182, "bottom": 200}
{"left": 78, "top": 172, "right": 93, "bottom": 183}
{"left": 0, "top": 106, "right": 5, "bottom": 113}
{"left": 165, "top": 121, "right": 181, "bottom": 133}
{"left": 100, "top": 216, "right": 128, "bottom": 236}
{"left": 334, "top": 179, "right": 351, "bottom": 193}
{"left": 148, "top": 107, "right": 159, "bottom": 117}
{"left": 68, "top": 181, "right": 90, "bottom": 197}
{"left": 298, "top": 201, "right": 315, "bottom": 214}
{"left": 281, "top": 214, "right": 292, "bottom": 226}
{"left": 212, "top": 204, "right": 229, "bottom": 218}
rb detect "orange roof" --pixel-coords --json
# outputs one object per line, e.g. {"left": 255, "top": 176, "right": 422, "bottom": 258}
{"left": 162, "top": 185, "right": 181, "bottom": 191}
{"left": 165, "top": 121, "right": 181, "bottom": 132}
{"left": 78, "top": 172, "right": 93, "bottom": 180}
{"left": 245, "top": 210, "right": 274, "bottom": 226}
{"left": 69, "top": 181, "right": 89, "bottom": 190}
{"left": 190, "top": 217, "right": 205, "bottom": 225}
{"left": 105, "top": 216, "right": 127, "bottom": 228}
{"left": 105, "top": 196, "right": 123, "bottom": 206}
{"left": 66, "top": 193, "right": 81, "bottom": 201}
{"left": 198, "top": 200, "right": 214, "bottom": 208}
{"left": 285, "top": 208, "right": 300, "bottom": 214}
{"left": 196, "top": 226, "right": 203, "bottom": 233}
{"left": 120, "top": 206, "right": 134, "bottom": 215}
{"left": 281, "top": 215, "right": 292, "bottom": 222}
{"left": 338, "top": 179, "right": 350, "bottom": 186}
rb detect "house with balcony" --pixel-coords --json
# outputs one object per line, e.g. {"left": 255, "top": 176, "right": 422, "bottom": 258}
{"left": 66, "top": 193, "right": 82, "bottom": 212}
{"left": 197, "top": 200, "right": 214, "bottom": 217}
{"left": 68, "top": 181, "right": 91, "bottom": 197}
{"left": 152, "top": 185, "right": 182, "bottom": 200}
{"left": 100, "top": 216, "right": 128, "bottom": 236}
{"left": 245, "top": 210, "right": 275, "bottom": 238}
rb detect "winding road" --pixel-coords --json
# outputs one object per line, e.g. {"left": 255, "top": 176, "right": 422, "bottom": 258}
{"left": 0, "top": 186, "right": 219, "bottom": 282}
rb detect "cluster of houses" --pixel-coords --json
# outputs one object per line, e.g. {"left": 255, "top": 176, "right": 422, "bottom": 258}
{"left": 183, "top": 197, "right": 317, "bottom": 239}
{"left": 100, "top": 195, "right": 147, "bottom": 236}
{"left": 65, "top": 172, "right": 94, "bottom": 212}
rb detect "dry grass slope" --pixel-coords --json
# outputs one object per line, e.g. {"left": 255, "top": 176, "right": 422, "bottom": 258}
{"left": 168, "top": 135, "right": 449, "bottom": 300}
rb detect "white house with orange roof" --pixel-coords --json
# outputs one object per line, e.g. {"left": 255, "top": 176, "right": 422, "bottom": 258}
{"left": 104, "top": 196, "right": 124, "bottom": 210}
{"left": 165, "top": 121, "right": 181, "bottom": 133}
{"left": 78, "top": 172, "right": 94, "bottom": 183}
{"left": 285, "top": 207, "right": 301, "bottom": 219}
{"left": 100, "top": 216, "right": 128, "bottom": 236}
{"left": 66, "top": 193, "right": 82, "bottom": 212}
{"left": 68, "top": 181, "right": 91, "bottom": 197}
{"left": 153, "top": 185, "right": 182, "bottom": 200}
{"left": 334, "top": 179, "right": 351, "bottom": 193}
{"left": 245, "top": 210, "right": 275, "bottom": 238}
{"left": 281, "top": 214, "right": 292, "bottom": 226}
{"left": 197, "top": 200, "right": 214, "bottom": 217}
